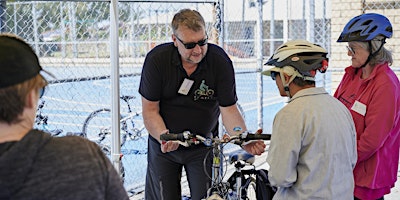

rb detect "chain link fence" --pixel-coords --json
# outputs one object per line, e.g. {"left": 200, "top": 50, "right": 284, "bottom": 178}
{"left": 1, "top": 0, "right": 399, "bottom": 198}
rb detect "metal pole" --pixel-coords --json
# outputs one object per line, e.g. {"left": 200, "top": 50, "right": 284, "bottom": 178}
{"left": 68, "top": 2, "right": 77, "bottom": 58}
{"left": 242, "top": 0, "right": 245, "bottom": 22}
{"left": 270, "top": 0, "right": 274, "bottom": 55}
{"left": 129, "top": 3, "right": 135, "bottom": 57}
{"left": 60, "top": 2, "right": 66, "bottom": 58}
{"left": 217, "top": 0, "right": 224, "bottom": 48}
{"left": 283, "top": 0, "right": 288, "bottom": 42}
{"left": 32, "top": 2, "right": 40, "bottom": 55}
{"left": 0, "top": 0, "right": 5, "bottom": 33}
{"left": 322, "top": 0, "right": 327, "bottom": 89}
{"left": 256, "top": 0, "right": 263, "bottom": 129}
{"left": 13, "top": 3, "right": 17, "bottom": 34}
{"left": 307, "top": 0, "right": 315, "bottom": 42}
{"left": 110, "top": 0, "right": 121, "bottom": 175}
{"left": 302, "top": 0, "right": 306, "bottom": 39}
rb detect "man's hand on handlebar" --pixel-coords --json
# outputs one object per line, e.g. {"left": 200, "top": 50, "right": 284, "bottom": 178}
{"left": 161, "top": 141, "right": 180, "bottom": 153}
{"left": 159, "top": 129, "right": 270, "bottom": 155}
{"left": 241, "top": 129, "right": 266, "bottom": 156}
{"left": 160, "top": 130, "right": 180, "bottom": 153}
{"left": 242, "top": 140, "right": 266, "bottom": 155}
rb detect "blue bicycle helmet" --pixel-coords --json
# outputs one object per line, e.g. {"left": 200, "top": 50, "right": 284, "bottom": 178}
{"left": 337, "top": 13, "right": 392, "bottom": 42}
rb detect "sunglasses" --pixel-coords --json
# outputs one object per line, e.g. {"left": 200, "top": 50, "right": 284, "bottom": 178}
{"left": 346, "top": 45, "right": 355, "bottom": 55}
{"left": 39, "top": 86, "right": 46, "bottom": 98}
{"left": 175, "top": 35, "right": 208, "bottom": 49}
{"left": 270, "top": 71, "right": 278, "bottom": 81}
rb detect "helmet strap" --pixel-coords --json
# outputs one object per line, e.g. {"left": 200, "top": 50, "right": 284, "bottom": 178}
{"left": 280, "top": 71, "right": 291, "bottom": 98}
{"left": 360, "top": 39, "right": 385, "bottom": 69}
{"left": 280, "top": 71, "right": 297, "bottom": 99}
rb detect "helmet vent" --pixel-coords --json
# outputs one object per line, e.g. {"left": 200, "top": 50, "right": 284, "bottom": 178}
{"left": 296, "top": 44, "right": 311, "bottom": 47}
{"left": 362, "top": 19, "right": 373, "bottom": 26}
{"left": 369, "top": 26, "right": 377, "bottom": 33}
{"left": 349, "top": 19, "right": 360, "bottom": 29}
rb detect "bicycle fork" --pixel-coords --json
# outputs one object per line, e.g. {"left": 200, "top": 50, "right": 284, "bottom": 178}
{"left": 208, "top": 143, "right": 225, "bottom": 198}
{"left": 235, "top": 167, "right": 242, "bottom": 198}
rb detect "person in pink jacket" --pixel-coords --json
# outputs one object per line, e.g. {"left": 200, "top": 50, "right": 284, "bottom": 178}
{"left": 335, "top": 13, "right": 400, "bottom": 200}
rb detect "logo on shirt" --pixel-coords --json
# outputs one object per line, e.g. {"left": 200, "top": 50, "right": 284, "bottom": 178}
{"left": 194, "top": 80, "right": 214, "bottom": 101}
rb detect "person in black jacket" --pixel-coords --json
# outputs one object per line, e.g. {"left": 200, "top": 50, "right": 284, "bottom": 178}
{"left": 0, "top": 33, "right": 129, "bottom": 200}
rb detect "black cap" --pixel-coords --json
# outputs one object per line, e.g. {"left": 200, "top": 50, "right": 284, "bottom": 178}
{"left": 0, "top": 34, "right": 44, "bottom": 88}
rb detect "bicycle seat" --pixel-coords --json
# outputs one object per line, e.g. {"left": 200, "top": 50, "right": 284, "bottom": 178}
{"left": 120, "top": 95, "right": 135, "bottom": 101}
{"left": 66, "top": 132, "right": 84, "bottom": 137}
{"left": 51, "top": 129, "right": 63, "bottom": 136}
{"left": 228, "top": 149, "right": 255, "bottom": 165}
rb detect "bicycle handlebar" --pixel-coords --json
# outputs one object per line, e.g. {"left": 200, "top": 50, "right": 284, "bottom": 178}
{"left": 160, "top": 130, "right": 271, "bottom": 147}
{"left": 159, "top": 131, "right": 188, "bottom": 142}
{"left": 242, "top": 132, "right": 271, "bottom": 141}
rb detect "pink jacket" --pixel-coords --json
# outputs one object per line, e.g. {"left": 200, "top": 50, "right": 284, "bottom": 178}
{"left": 334, "top": 63, "right": 400, "bottom": 198}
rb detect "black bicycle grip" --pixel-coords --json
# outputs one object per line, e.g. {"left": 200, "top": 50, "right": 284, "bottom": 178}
{"left": 245, "top": 133, "right": 271, "bottom": 140}
{"left": 160, "top": 133, "right": 185, "bottom": 142}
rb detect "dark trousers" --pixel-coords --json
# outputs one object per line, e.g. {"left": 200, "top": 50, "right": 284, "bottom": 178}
{"left": 145, "top": 136, "right": 212, "bottom": 200}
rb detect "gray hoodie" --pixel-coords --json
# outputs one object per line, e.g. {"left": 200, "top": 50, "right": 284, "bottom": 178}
{"left": 0, "top": 129, "right": 129, "bottom": 200}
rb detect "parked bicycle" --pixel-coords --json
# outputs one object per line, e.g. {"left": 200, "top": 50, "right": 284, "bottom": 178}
{"left": 35, "top": 100, "right": 63, "bottom": 136}
{"left": 35, "top": 99, "right": 127, "bottom": 181}
{"left": 82, "top": 95, "right": 147, "bottom": 148}
{"left": 160, "top": 129, "right": 271, "bottom": 200}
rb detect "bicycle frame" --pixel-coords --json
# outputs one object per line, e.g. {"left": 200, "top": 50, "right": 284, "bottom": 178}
{"left": 35, "top": 100, "right": 63, "bottom": 136}
{"left": 82, "top": 95, "right": 146, "bottom": 146}
{"left": 160, "top": 131, "right": 271, "bottom": 200}
{"left": 208, "top": 138, "right": 229, "bottom": 199}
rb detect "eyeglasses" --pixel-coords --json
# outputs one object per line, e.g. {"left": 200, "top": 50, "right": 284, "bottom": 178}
{"left": 175, "top": 35, "right": 208, "bottom": 49}
{"left": 346, "top": 45, "right": 355, "bottom": 55}
{"left": 38, "top": 87, "right": 46, "bottom": 98}
{"left": 270, "top": 71, "right": 278, "bottom": 81}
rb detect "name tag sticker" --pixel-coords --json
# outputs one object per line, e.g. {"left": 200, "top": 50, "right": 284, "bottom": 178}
{"left": 351, "top": 100, "right": 366, "bottom": 116}
{"left": 178, "top": 78, "right": 194, "bottom": 95}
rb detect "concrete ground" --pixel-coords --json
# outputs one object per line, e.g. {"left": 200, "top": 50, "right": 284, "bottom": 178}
{"left": 130, "top": 144, "right": 400, "bottom": 199}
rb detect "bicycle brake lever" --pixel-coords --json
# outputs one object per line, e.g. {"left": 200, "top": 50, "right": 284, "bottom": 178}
{"left": 178, "top": 141, "right": 190, "bottom": 147}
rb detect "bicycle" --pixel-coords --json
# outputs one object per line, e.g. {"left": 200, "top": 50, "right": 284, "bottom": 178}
{"left": 160, "top": 129, "right": 271, "bottom": 200}
{"left": 34, "top": 99, "right": 127, "bottom": 181}
{"left": 82, "top": 95, "right": 147, "bottom": 148}
{"left": 35, "top": 99, "right": 63, "bottom": 136}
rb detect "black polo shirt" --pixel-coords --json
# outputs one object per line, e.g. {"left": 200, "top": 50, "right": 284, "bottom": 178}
{"left": 139, "top": 42, "right": 237, "bottom": 137}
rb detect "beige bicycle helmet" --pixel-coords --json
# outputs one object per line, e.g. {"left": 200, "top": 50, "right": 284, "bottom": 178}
{"left": 263, "top": 39, "right": 328, "bottom": 78}
{"left": 262, "top": 40, "right": 329, "bottom": 98}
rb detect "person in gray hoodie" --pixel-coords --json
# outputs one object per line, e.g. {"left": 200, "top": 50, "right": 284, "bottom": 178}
{"left": 0, "top": 33, "right": 129, "bottom": 200}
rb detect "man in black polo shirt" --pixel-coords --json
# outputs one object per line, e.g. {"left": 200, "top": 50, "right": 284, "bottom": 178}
{"left": 139, "top": 9, "right": 266, "bottom": 200}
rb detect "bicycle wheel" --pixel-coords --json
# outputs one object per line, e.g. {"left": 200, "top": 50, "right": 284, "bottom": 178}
{"left": 100, "top": 144, "right": 125, "bottom": 182}
{"left": 243, "top": 178, "right": 257, "bottom": 200}
{"left": 82, "top": 108, "right": 127, "bottom": 146}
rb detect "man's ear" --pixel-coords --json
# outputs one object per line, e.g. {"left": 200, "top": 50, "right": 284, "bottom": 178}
{"left": 283, "top": 73, "right": 291, "bottom": 84}
{"left": 172, "top": 34, "right": 178, "bottom": 47}
{"left": 25, "top": 89, "right": 37, "bottom": 109}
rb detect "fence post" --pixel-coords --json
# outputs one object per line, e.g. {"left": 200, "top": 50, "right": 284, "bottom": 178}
{"left": 110, "top": 0, "right": 122, "bottom": 176}
{"left": 256, "top": 0, "right": 264, "bottom": 129}
{"left": 0, "top": 0, "right": 6, "bottom": 32}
